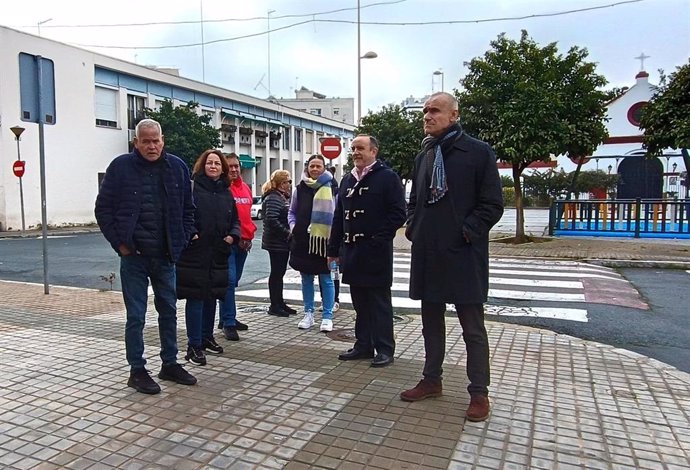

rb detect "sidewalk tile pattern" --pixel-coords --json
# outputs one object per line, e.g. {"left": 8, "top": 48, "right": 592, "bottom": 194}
{"left": 0, "top": 281, "right": 689, "bottom": 469}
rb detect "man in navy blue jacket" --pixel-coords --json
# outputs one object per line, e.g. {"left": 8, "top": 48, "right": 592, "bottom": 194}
{"left": 328, "top": 135, "right": 406, "bottom": 368}
{"left": 95, "top": 119, "right": 196, "bottom": 394}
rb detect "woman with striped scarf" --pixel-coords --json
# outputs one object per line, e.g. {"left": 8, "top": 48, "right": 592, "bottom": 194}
{"left": 288, "top": 154, "right": 336, "bottom": 332}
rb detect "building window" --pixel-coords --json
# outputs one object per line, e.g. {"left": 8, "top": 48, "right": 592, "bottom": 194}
{"left": 127, "top": 94, "right": 147, "bottom": 130}
{"left": 295, "top": 129, "right": 302, "bottom": 152}
{"left": 94, "top": 86, "right": 118, "bottom": 128}
{"left": 309, "top": 108, "right": 322, "bottom": 116}
{"left": 627, "top": 101, "right": 648, "bottom": 127}
{"left": 283, "top": 127, "right": 291, "bottom": 151}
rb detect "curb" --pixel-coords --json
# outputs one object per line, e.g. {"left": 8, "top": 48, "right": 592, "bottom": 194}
{"left": 584, "top": 258, "right": 690, "bottom": 269}
{"left": 0, "top": 228, "right": 101, "bottom": 239}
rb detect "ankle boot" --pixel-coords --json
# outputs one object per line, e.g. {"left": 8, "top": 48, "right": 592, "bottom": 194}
{"left": 466, "top": 394, "right": 490, "bottom": 422}
{"left": 400, "top": 379, "right": 442, "bottom": 402}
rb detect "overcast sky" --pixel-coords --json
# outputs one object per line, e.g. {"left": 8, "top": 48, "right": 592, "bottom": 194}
{"left": 3, "top": 0, "right": 689, "bottom": 116}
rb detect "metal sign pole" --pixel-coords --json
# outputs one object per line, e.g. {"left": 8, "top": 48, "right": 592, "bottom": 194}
{"left": 37, "top": 56, "right": 50, "bottom": 294}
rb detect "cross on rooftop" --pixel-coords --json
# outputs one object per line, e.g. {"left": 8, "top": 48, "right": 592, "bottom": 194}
{"left": 634, "top": 52, "right": 650, "bottom": 71}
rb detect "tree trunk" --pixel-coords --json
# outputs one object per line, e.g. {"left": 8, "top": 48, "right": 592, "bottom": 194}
{"left": 513, "top": 164, "right": 526, "bottom": 242}
{"left": 567, "top": 157, "right": 586, "bottom": 200}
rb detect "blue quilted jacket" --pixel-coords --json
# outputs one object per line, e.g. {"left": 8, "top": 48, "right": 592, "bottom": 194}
{"left": 95, "top": 150, "right": 195, "bottom": 262}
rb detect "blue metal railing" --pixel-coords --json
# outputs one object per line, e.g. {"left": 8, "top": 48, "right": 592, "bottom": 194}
{"left": 549, "top": 198, "right": 690, "bottom": 238}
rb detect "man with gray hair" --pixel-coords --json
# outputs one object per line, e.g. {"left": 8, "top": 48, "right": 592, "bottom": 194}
{"left": 401, "top": 92, "right": 503, "bottom": 422}
{"left": 96, "top": 118, "right": 197, "bottom": 394}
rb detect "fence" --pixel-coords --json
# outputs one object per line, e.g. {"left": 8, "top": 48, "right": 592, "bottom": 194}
{"left": 549, "top": 198, "right": 690, "bottom": 238}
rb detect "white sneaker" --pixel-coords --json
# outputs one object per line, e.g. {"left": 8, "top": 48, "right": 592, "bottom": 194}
{"left": 332, "top": 302, "right": 340, "bottom": 313}
{"left": 320, "top": 319, "right": 333, "bottom": 332}
{"left": 298, "top": 312, "right": 314, "bottom": 329}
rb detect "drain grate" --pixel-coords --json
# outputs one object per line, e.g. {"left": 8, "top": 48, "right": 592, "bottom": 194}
{"left": 325, "top": 328, "right": 356, "bottom": 342}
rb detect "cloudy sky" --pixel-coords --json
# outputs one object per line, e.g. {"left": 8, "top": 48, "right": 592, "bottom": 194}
{"left": 2, "top": 0, "right": 688, "bottom": 116}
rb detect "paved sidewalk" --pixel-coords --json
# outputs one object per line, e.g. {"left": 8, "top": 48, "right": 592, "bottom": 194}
{"left": 0, "top": 280, "right": 689, "bottom": 469}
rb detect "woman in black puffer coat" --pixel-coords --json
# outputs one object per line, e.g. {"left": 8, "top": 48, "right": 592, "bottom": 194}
{"left": 177, "top": 149, "right": 240, "bottom": 366}
{"left": 260, "top": 169, "right": 295, "bottom": 317}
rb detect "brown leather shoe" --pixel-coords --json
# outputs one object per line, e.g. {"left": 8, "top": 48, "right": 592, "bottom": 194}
{"left": 400, "top": 379, "right": 442, "bottom": 402}
{"left": 466, "top": 394, "right": 490, "bottom": 422}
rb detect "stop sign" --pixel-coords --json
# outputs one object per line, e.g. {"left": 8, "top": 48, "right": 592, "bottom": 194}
{"left": 320, "top": 137, "right": 342, "bottom": 160}
{"left": 13, "top": 160, "right": 25, "bottom": 178}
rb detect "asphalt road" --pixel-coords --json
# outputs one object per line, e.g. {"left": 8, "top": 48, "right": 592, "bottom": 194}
{"left": 1, "top": 227, "right": 688, "bottom": 374}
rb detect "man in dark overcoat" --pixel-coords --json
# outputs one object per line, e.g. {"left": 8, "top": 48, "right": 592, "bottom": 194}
{"left": 400, "top": 92, "right": 504, "bottom": 422}
{"left": 328, "top": 135, "right": 406, "bottom": 368}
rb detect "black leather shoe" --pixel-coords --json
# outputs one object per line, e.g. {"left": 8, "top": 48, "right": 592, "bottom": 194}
{"left": 281, "top": 303, "right": 298, "bottom": 315}
{"left": 371, "top": 353, "right": 394, "bottom": 368}
{"left": 338, "top": 348, "right": 374, "bottom": 361}
{"left": 268, "top": 306, "right": 290, "bottom": 317}
{"left": 234, "top": 320, "right": 249, "bottom": 331}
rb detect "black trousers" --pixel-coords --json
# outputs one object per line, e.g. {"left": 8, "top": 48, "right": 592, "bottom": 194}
{"left": 268, "top": 250, "right": 289, "bottom": 308}
{"left": 349, "top": 286, "right": 395, "bottom": 356}
{"left": 421, "top": 301, "right": 490, "bottom": 396}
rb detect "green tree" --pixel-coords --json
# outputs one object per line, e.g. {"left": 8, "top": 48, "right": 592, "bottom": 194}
{"left": 457, "top": 30, "right": 609, "bottom": 241}
{"left": 573, "top": 170, "right": 618, "bottom": 195}
{"left": 145, "top": 99, "right": 221, "bottom": 169}
{"left": 640, "top": 61, "right": 690, "bottom": 173}
{"left": 356, "top": 104, "right": 425, "bottom": 181}
{"left": 500, "top": 175, "right": 514, "bottom": 188}
{"left": 522, "top": 169, "right": 570, "bottom": 205}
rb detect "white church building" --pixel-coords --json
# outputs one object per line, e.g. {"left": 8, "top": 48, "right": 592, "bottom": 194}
{"left": 0, "top": 26, "right": 355, "bottom": 231}
{"left": 549, "top": 66, "right": 686, "bottom": 198}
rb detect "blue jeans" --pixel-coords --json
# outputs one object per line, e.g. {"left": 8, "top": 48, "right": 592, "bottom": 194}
{"left": 186, "top": 299, "right": 216, "bottom": 347}
{"left": 217, "top": 245, "right": 248, "bottom": 327}
{"left": 301, "top": 273, "right": 334, "bottom": 319}
{"left": 120, "top": 255, "right": 178, "bottom": 370}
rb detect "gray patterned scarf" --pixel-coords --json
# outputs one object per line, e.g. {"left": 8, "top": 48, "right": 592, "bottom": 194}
{"left": 422, "top": 126, "right": 460, "bottom": 204}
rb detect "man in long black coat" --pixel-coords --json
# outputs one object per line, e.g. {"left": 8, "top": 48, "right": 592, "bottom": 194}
{"left": 400, "top": 92, "right": 504, "bottom": 422}
{"left": 328, "top": 135, "right": 406, "bottom": 368}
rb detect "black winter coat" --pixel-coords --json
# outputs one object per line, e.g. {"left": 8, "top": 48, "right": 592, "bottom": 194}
{"left": 289, "top": 182, "right": 333, "bottom": 275}
{"left": 95, "top": 150, "right": 195, "bottom": 262}
{"left": 176, "top": 175, "right": 240, "bottom": 300}
{"left": 406, "top": 125, "right": 504, "bottom": 304}
{"left": 261, "top": 189, "right": 291, "bottom": 252}
{"left": 328, "top": 161, "right": 406, "bottom": 287}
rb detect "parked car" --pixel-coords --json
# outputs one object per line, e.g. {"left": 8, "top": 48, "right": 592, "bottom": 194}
{"left": 251, "top": 196, "right": 263, "bottom": 220}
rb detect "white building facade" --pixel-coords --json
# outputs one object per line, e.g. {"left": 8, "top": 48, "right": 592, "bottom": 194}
{"left": 276, "top": 87, "right": 355, "bottom": 125}
{"left": 0, "top": 27, "right": 355, "bottom": 231}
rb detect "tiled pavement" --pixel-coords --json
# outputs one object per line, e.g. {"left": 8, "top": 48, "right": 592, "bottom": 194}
{"left": 1, "top": 280, "right": 689, "bottom": 469}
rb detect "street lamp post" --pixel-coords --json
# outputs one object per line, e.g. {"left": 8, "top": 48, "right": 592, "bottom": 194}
{"left": 357, "top": 0, "right": 377, "bottom": 124}
{"left": 358, "top": 51, "right": 377, "bottom": 124}
{"left": 433, "top": 69, "right": 444, "bottom": 92}
{"left": 268, "top": 9, "right": 276, "bottom": 97}
{"left": 10, "top": 126, "right": 27, "bottom": 231}
{"left": 199, "top": 0, "right": 205, "bottom": 82}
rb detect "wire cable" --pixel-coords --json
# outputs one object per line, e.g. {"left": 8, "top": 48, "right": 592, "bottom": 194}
{"left": 67, "top": 0, "right": 642, "bottom": 50}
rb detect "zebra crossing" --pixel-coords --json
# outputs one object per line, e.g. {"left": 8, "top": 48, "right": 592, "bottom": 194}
{"left": 235, "top": 252, "right": 641, "bottom": 323}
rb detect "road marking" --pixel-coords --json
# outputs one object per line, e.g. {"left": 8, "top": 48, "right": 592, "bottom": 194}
{"left": 490, "top": 268, "right": 626, "bottom": 281}
{"left": 236, "top": 289, "right": 589, "bottom": 322}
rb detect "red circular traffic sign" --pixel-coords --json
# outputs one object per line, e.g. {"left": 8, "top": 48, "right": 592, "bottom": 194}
{"left": 320, "top": 137, "right": 342, "bottom": 160}
{"left": 13, "top": 160, "right": 25, "bottom": 178}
